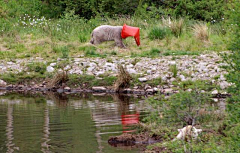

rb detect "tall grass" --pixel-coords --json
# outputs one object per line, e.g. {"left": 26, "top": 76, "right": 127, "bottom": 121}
{"left": 192, "top": 23, "right": 210, "bottom": 42}
{"left": 162, "top": 17, "right": 184, "bottom": 37}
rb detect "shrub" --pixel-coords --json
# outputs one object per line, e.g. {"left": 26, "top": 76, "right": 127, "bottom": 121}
{"left": 149, "top": 26, "right": 171, "bottom": 40}
{"left": 192, "top": 23, "right": 209, "bottom": 42}
{"left": 162, "top": 17, "right": 184, "bottom": 37}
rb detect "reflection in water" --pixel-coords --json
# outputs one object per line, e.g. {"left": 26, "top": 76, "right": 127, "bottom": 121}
{"left": 6, "top": 105, "right": 19, "bottom": 153}
{"left": 0, "top": 92, "right": 149, "bottom": 152}
{"left": 41, "top": 108, "right": 51, "bottom": 153}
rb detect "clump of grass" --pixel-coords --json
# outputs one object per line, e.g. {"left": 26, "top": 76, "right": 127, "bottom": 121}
{"left": 162, "top": 17, "right": 184, "bottom": 37}
{"left": 149, "top": 26, "right": 171, "bottom": 40}
{"left": 192, "top": 23, "right": 210, "bottom": 42}
{"left": 169, "top": 64, "right": 178, "bottom": 78}
{"left": 26, "top": 62, "right": 47, "bottom": 74}
{"left": 79, "top": 34, "right": 87, "bottom": 43}
{"left": 47, "top": 70, "right": 69, "bottom": 88}
{"left": 114, "top": 64, "right": 132, "bottom": 92}
{"left": 53, "top": 46, "right": 69, "bottom": 58}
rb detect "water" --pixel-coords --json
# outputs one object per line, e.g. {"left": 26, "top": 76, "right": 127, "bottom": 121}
{"left": 0, "top": 91, "right": 150, "bottom": 153}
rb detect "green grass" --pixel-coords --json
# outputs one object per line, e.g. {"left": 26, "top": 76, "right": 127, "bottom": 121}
{"left": 149, "top": 26, "right": 171, "bottom": 40}
{"left": 0, "top": 16, "right": 229, "bottom": 60}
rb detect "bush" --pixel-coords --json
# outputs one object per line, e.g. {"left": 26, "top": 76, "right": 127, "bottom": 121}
{"left": 149, "top": 26, "right": 171, "bottom": 40}
{"left": 192, "top": 23, "right": 209, "bottom": 42}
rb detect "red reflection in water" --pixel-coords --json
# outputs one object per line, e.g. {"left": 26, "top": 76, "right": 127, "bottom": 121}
{"left": 121, "top": 113, "right": 139, "bottom": 133}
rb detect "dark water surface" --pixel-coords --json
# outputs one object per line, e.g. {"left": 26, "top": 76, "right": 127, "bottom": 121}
{"left": 0, "top": 91, "right": 150, "bottom": 153}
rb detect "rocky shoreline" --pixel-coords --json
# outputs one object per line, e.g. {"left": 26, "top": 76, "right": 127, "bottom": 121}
{"left": 0, "top": 52, "right": 232, "bottom": 96}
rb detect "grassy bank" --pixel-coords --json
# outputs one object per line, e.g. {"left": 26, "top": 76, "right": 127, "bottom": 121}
{"left": 0, "top": 13, "right": 230, "bottom": 61}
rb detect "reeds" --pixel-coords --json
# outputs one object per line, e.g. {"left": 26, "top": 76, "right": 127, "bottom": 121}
{"left": 114, "top": 64, "right": 132, "bottom": 92}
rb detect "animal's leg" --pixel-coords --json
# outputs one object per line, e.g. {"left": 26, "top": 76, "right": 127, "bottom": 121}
{"left": 114, "top": 38, "right": 126, "bottom": 48}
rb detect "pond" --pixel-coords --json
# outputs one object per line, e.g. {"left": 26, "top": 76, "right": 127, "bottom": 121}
{"left": 0, "top": 91, "right": 150, "bottom": 153}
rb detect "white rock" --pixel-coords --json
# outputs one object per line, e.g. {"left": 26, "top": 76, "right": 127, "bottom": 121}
{"left": 46, "top": 66, "right": 54, "bottom": 73}
{"left": 0, "top": 79, "right": 7, "bottom": 86}
{"left": 50, "top": 63, "right": 57, "bottom": 67}
{"left": 179, "top": 75, "right": 186, "bottom": 81}
{"left": 168, "top": 61, "right": 176, "bottom": 65}
{"left": 92, "top": 86, "right": 106, "bottom": 91}
{"left": 128, "top": 68, "right": 137, "bottom": 74}
{"left": 95, "top": 71, "right": 105, "bottom": 76}
{"left": 87, "top": 67, "right": 95, "bottom": 72}
{"left": 138, "top": 77, "right": 148, "bottom": 82}
{"left": 211, "top": 90, "right": 218, "bottom": 95}
{"left": 220, "top": 81, "right": 229, "bottom": 89}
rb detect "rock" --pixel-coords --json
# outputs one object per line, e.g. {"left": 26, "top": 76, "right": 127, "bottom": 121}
{"left": 87, "top": 66, "right": 95, "bottom": 72}
{"left": 170, "top": 77, "right": 176, "bottom": 82}
{"left": 211, "top": 90, "right": 218, "bottom": 95}
{"left": 47, "top": 66, "right": 54, "bottom": 73}
{"left": 220, "top": 81, "right": 229, "bottom": 89}
{"left": 179, "top": 75, "right": 186, "bottom": 81}
{"left": 146, "top": 89, "right": 154, "bottom": 94}
{"left": 138, "top": 77, "right": 147, "bottom": 82}
{"left": 0, "top": 80, "right": 7, "bottom": 87}
{"left": 50, "top": 63, "right": 57, "bottom": 67}
{"left": 127, "top": 68, "right": 137, "bottom": 74}
{"left": 95, "top": 71, "right": 105, "bottom": 76}
{"left": 92, "top": 86, "right": 106, "bottom": 92}
{"left": 164, "top": 88, "right": 173, "bottom": 93}
{"left": 168, "top": 61, "right": 176, "bottom": 65}
{"left": 64, "top": 86, "right": 71, "bottom": 91}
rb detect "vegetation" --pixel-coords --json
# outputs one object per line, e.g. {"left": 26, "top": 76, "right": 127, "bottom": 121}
{"left": 0, "top": 0, "right": 239, "bottom": 152}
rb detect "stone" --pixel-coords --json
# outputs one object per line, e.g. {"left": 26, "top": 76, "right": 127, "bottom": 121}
{"left": 47, "top": 66, "right": 54, "bottom": 73}
{"left": 179, "top": 75, "right": 186, "bottom": 81}
{"left": 92, "top": 86, "right": 106, "bottom": 92}
{"left": 127, "top": 68, "right": 137, "bottom": 74}
{"left": 146, "top": 89, "right": 154, "bottom": 94}
{"left": 168, "top": 61, "right": 176, "bottom": 65}
{"left": 138, "top": 77, "right": 147, "bottom": 82}
{"left": 64, "top": 86, "right": 71, "bottom": 91}
{"left": 50, "top": 63, "right": 57, "bottom": 67}
{"left": 0, "top": 80, "right": 7, "bottom": 87}
{"left": 219, "top": 81, "right": 229, "bottom": 89}
{"left": 164, "top": 88, "right": 173, "bottom": 93}
{"left": 211, "top": 90, "right": 218, "bottom": 95}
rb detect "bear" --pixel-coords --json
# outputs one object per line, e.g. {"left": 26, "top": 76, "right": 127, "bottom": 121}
{"left": 90, "top": 25, "right": 126, "bottom": 48}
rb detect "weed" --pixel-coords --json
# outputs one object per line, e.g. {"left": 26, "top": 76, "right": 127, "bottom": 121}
{"left": 169, "top": 64, "right": 178, "bottom": 78}
{"left": 162, "top": 17, "right": 184, "bottom": 37}
{"left": 79, "top": 34, "right": 87, "bottom": 43}
{"left": 192, "top": 23, "right": 210, "bottom": 42}
{"left": 114, "top": 64, "right": 132, "bottom": 92}
{"left": 47, "top": 70, "right": 69, "bottom": 88}
{"left": 149, "top": 26, "right": 171, "bottom": 40}
{"left": 27, "top": 62, "right": 47, "bottom": 74}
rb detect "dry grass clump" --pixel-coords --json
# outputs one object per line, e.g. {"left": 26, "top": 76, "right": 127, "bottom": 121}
{"left": 47, "top": 70, "right": 69, "bottom": 88}
{"left": 162, "top": 17, "right": 184, "bottom": 37}
{"left": 192, "top": 23, "right": 210, "bottom": 42}
{"left": 114, "top": 64, "right": 132, "bottom": 92}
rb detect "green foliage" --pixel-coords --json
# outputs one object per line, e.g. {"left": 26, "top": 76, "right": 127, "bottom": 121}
{"left": 144, "top": 90, "right": 213, "bottom": 127}
{"left": 0, "top": 72, "right": 46, "bottom": 84}
{"left": 178, "top": 80, "right": 217, "bottom": 91}
{"left": 53, "top": 46, "right": 69, "bottom": 58}
{"left": 149, "top": 27, "right": 171, "bottom": 40}
{"left": 169, "top": 64, "right": 177, "bottom": 78}
{"left": 27, "top": 62, "right": 47, "bottom": 74}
